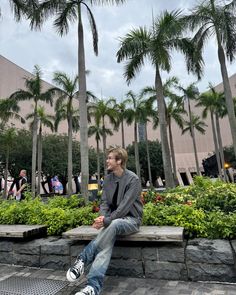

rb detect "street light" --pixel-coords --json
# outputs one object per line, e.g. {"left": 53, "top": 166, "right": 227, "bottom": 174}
{"left": 224, "top": 162, "right": 230, "bottom": 169}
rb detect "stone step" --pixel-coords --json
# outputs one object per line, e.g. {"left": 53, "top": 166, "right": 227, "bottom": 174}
{"left": 63, "top": 225, "right": 184, "bottom": 242}
{"left": 0, "top": 225, "right": 47, "bottom": 238}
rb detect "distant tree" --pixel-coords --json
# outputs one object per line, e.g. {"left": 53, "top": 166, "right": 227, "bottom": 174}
{"left": 52, "top": 72, "right": 80, "bottom": 195}
{"left": 182, "top": 113, "right": 207, "bottom": 173}
{"left": 117, "top": 10, "right": 202, "bottom": 188}
{"left": 178, "top": 83, "right": 201, "bottom": 175}
{"left": 9, "top": 65, "right": 55, "bottom": 194}
{"left": 88, "top": 115, "right": 110, "bottom": 188}
{"left": 0, "top": 127, "right": 17, "bottom": 198}
{"left": 114, "top": 99, "right": 130, "bottom": 148}
{"left": 0, "top": 98, "right": 24, "bottom": 128}
{"left": 196, "top": 85, "right": 226, "bottom": 179}
{"left": 26, "top": 106, "right": 54, "bottom": 194}
{"left": 126, "top": 140, "right": 163, "bottom": 185}
{"left": 88, "top": 98, "right": 117, "bottom": 176}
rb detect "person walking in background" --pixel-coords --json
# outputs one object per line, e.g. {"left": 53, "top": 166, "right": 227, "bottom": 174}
{"left": 8, "top": 169, "right": 27, "bottom": 201}
{"left": 51, "top": 175, "right": 63, "bottom": 194}
{"left": 66, "top": 147, "right": 143, "bottom": 295}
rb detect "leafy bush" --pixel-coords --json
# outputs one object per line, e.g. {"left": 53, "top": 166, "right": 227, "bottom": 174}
{"left": 0, "top": 195, "right": 98, "bottom": 236}
{"left": 143, "top": 202, "right": 206, "bottom": 238}
{"left": 141, "top": 176, "right": 236, "bottom": 239}
{"left": 47, "top": 195, "right": 85, "bottom": 209}
{"left": 1, "top": 176, "right": 236, "bottom": 239}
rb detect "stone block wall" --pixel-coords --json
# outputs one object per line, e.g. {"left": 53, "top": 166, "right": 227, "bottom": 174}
{"left": 1, "top": 237, "right": 236, "bottom": 282}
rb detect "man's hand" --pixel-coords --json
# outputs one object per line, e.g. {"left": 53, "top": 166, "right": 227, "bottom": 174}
{"left": 92, "top": 216, "right": 105, "bottom": 230}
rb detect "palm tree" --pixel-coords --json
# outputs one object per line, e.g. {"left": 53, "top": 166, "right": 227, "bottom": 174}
{"left": 182, "top": 113, "right": 207, "bottom": 174}
{"left": 89, "top": 98, "right": 117, "bottom": 176}
{"left": 166, "top": 95, "right": 186, "bottom": 184}
{"left": 197, "top": 84, "right": 228, "bottom": 180}
{"left": 141, "top": 77, "right": 186, "bottom": 185}
{"left": 26, "top": 106, "right": 54, "bottom": 195}
{"left": 114, "top": 99, "right": 130, "bottom": 148}
{"left": 6, "top": 1, "right": 39, "bottom": 25}
{"left": 178, "top": 83, "right": 201, "bottom": 175}
{"left": 9, "top": 65, "right": 55, "bottom": 194}
{"left": 214, "top": 91, "right": 228, "bottom": 180}
{"left": 0, "top": 98, "right": 25, "bottom": 127}
{"left": 52, "top": 71, "right": 81, "bottom": 195}
{"left": 117, "top": 10, "right": 203, "bottom": 188}
{"left": 88, "top": 115, "right": 111, "bottom": 188}
{"left": 38, "top": 0, "right": 127, "bottom": 199}
{"left": 184, "top": 0, "right": 236, "bottom": 159}
{"left": 124, "top": 91, "right": 152, "bottom": 180}
{"left": 1, "top": 127, "right": 17, "bottom": 199}
{"left": 196, "top": 87, "right": 220, "bottom": 179}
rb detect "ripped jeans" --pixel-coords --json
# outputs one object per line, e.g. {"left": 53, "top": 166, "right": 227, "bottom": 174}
{"left": 78, "top": 217, "right": 139, "bottom": 295}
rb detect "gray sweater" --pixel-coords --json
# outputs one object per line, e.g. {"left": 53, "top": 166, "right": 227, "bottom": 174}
{"left": 100, "top": 169, "right": 143, "bottom": 227}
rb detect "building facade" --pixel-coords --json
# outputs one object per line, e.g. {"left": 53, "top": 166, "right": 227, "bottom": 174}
{"left": 1, "top": 55, "right": 236, "bottom": 185}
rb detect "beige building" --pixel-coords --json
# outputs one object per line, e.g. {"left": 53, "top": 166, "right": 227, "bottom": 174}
{"left": 1, "top": 54, "right": 235, "bottom": 185}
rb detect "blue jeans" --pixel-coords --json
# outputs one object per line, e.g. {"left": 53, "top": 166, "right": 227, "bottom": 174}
{"left": 78, "top": 217, "right": 139, "bottom": 295}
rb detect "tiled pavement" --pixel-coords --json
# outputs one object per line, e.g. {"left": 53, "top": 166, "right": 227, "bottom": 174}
{"left": 1, "top": 264, "right": 236, "bottom": 295}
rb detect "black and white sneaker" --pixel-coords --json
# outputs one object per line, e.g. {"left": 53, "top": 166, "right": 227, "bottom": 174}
{"left": 75, "top": 285, "right": 95, "bottom": 295}
{"left": 66, "top": 259, "right": 84, "bottom": 282}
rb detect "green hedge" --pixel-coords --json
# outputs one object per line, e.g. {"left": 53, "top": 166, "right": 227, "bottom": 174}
{"left": 1, "top": 176, "right": 236, "bottom": 239}
{"left": 0, "top": 194, "right": 99, "bottom": 235}
{"left": 142, "top": 176, "right": 236, "bottom": 239}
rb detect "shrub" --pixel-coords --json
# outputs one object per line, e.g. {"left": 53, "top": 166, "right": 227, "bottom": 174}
{"left": 0, "top": 195, "right": 98, "bottom": 236}
{"left": 142, "top": 202, "right": 206, "bottom": 238}
{"left": 1, "top": 176, "right": 236, "bottom": 239}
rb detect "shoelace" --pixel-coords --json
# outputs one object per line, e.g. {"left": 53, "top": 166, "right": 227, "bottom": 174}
{"left": 81, "top": 286, "right": 95, "bottom": 295}
{"left": 74, "top": 259, "right": 84, "bottom": 272}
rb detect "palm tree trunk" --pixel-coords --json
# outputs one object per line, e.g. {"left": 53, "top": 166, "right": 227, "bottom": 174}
{"left": 210, "top": 112, "right": 222, "bottom": 179}
{"left": 31, "top": 113, "right": 38, "bottom": 195}
{"left": 191, "top": 127, "right": 201, "bottom": 176}
{"left": 121, "top": 120, "right": 125, "bottom": 148}
{"left": 3, "top": 147, "right": 9, "bottom": 199}
{"left": 217, "top": 43, "right": 236, "bottom": 159}
{"left": 187, "top": 97, "right": 200, "bottom": 175}
{"left": 168, "top": 120, "right": 178, "bottom": 185}
{"left": 134, "top": 121, "right": 141, "bottom": 179}
{"left": 155, "top": 67, "right": 175, "bottom": 188}
{"left": 209, "top": 0, "right": 236, "bottom": 159}
{"left": 215, "top": 113, "right": 227, "bottom": 180}
{"left": 78, "top": 5, "right": 89, "bottom": 201}
{"left": 96, "top": 139, "right": 101, "bottom": 190}
{"left": 37, "top": 123, "right": 42, "bottom": 195}
{"left": 144, "top": 123, "right": 152, "bottom": 187}
{"left": 67, "top": 114, "right": 73, "bottom": 195}
{"left": 102, "top": 120, "right": 107, "bottom": 176}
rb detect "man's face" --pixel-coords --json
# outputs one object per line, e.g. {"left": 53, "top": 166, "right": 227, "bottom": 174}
{"left": 106, "top": 153, "right": 120, "bottom": 172}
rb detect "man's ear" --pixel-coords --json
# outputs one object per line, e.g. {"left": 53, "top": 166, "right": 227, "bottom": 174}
{"left": 117, "top": 159, "right": 122, "bottom": 165}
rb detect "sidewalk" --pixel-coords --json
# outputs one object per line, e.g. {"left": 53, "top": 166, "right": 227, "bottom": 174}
{"left": 0, "top": 264, "right": 236, "bottom": 295}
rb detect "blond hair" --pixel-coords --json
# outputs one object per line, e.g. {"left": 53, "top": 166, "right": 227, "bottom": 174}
{"left": 107, "top": 147, "right": 128, "bottom": 169}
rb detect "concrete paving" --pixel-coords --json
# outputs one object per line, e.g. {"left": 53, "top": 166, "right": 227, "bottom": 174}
{"left": 1, "top": 264, "right": 236, "bottom": 295}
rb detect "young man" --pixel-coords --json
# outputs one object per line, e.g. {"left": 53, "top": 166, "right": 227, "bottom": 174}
{"left": 67, "top": 147, "right": 143, "bottom": 295}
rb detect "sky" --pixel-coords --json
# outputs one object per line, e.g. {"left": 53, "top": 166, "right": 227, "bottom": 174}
{"left": 1, "top": 0, "right": 236, "bottom": 100}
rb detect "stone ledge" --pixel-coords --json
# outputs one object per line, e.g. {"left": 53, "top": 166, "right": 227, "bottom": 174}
{"left": 1, "top": 237, "right": 236, "bottom": 282}
{"left": 62, "top": 225, "right": 184, "bottom": 242}
{"left": 0, "top": 225, "right": 47, "bottom": 238}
